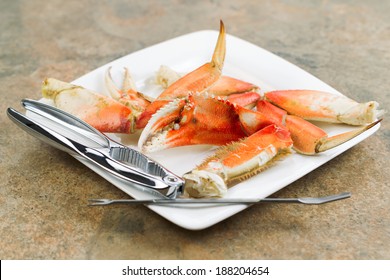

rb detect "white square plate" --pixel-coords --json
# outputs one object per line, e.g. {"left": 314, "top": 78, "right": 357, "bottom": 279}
{"left": 48, "top": 30, "right": 380, "bottom": 230}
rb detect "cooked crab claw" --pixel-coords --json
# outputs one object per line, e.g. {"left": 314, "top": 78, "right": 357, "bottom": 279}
{"left": 257, "top": 99, "right": 382, "bottom": 155}
{"left": 138, "top": 94, "right": 275, "bottom": 153}
{"left": 42, "top": 78, "right": 136, "bottom": 133}
{"left": 105, "top": 67, "right": 151, "bottom": 116}
{"left": 183, "top": 124, "right": 293, "bottom": 198}
{"left": 264, "top": 90, "right": 384, "bottom": 125}
{"left": 136, "top": 20, "right": 226, "bottom": 129}
{"left": 286, "top": 115, "right": 381, "bottom": 154}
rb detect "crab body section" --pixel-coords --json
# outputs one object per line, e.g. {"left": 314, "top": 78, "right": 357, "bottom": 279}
{"left": 138, "top": 94, "right": 274, "bottom": 153}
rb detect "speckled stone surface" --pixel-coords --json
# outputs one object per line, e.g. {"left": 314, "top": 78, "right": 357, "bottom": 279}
{"left": 0, "top": 0, "right": 389, "bottom": 259}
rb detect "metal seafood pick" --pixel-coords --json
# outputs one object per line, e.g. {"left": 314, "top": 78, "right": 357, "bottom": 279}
{"left": 88, "top": 192, "right": 351, "bottom": 206}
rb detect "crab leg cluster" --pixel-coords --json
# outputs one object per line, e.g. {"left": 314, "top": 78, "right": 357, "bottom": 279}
{"left": 41, "top": 21, "right": 383, "bottom": 198}
{"left": 135, "top": 21, "right": 227, "bottom": 129}
{"left": 256, "top": 100, "right": 382, "bottom": 155}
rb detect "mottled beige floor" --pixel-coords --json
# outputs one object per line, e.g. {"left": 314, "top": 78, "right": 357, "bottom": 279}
{"left": 1, "top": 0, "right": 389, "bottom": 259}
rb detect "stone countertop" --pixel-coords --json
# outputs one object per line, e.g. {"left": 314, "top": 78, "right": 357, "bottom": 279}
{"left": 1, "top": 0, "right": 389, "bottom": 259}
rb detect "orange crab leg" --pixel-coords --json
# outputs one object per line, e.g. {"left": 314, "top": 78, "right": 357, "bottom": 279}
{"left": 207, "top": 75, "right": 259, "bottom": 96}
{"left": 136, "top": 20, "right": 226, "bottom": 129}
{"left": 42, "top": 78, "right": 135, "bottom": 133}
{"left": 256, "top": 100, "right": 286, "bottom": 124}
{"left": 256, "top": 99, "right": 381, "bottom": 154}
{"left": 183, "top": 124, "right": 293, "bottom": 198}
{"left": 264, "top": 90, "right": 383, "bottom": 125}
{"left": 155, "top": 65, "right": 259, "bottom": 95}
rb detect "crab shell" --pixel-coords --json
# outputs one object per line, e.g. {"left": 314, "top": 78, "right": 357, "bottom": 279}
{"left": 104, "top": 67, "right": 151, "bottom": 116}
{"left": 265, "top": 90, "right": 384, "bottom": 126}
{"left": 42, "top": 78, "right": 135, "bottom": 133}
{"left": 136, "top": 20, "right": 227, "bottom": 129}
{"left": 257, "top": 99, "right": 382, "bottom": 155}
{"left": 138, "top": 93, "right": 274, "bottom": 153}
{"left": 183, "top": 124, "right": 293, "bottom": 198}
{"left": 154, "top": 64, "right": 259, "bottom": 96}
